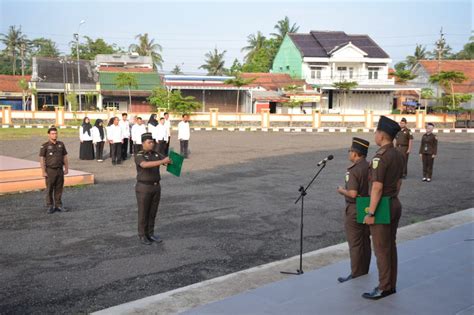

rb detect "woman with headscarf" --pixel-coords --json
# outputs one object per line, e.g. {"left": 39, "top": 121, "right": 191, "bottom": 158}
{"left": 147, "top": 113, "right": 159, "bottom": 151}
{"left": 92, "top": 118, "right": 106, "bottom": 162}
{"left": 79, "top": 117, "right": 95, "bottom": 160}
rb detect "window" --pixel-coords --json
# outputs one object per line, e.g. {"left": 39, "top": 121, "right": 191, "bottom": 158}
{"left": 310, "top": 67, "right": 322, "bottom": 80}
{"left": 311, "top": 70, "right": 316, "bottom": 79}
{"left": 349, "top": 67, "right": 353, "bottom": 79}
{"left": 368, "top": 67, "right": 379, "bottom": 80}
{"left": 337, "top": 67, "right": 347, "bottom": 80}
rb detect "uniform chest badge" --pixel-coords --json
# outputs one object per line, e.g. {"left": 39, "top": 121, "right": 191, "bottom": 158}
{"left": 48, "top": 145, "right": 53, "bottom": 149}
{"left": 49, "top": 152, "right": 53, "bottom": 155}
{"left": 345, "top": 172, "right": 350, "bottom": 182}
{"left": 372, "top": 158, "right": 380, "bottom": 169}
{"left": 58, "top": 144, "right": 62, "bottom": 148}
{"left": 155, "top": 154, "right": 158, "bottom": 157}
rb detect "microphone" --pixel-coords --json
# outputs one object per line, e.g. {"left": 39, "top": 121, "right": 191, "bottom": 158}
{"left": 317, "top": 155, "right": 334, "bottom": 166}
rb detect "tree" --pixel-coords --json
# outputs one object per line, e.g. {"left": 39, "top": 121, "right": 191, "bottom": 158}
{"left": 148, "top": 87, "right": 200, "bottom": 115}
{"left": 0, "top": 25, "right": 27, "bottom": 75}
{"left": 332, "top": 81, "right": 358, "bottom": 113}
{"left": 148, "top": 86, "right": 170, "bottom": 110}
{"left": 171, "top": 65, "right": 183, "bottom": 75}
{"left": 241, "top": 31, "right": 266, "bottom": 61}
{"left": 241, "top": 41, "right": 276, "bottom": 73}
{"left": 66, "top": 92, "right": 79, "bottom": 111}
{"left": 71, "top": 36, "right": 122, "bottom": 60}
{"left": 129, "top": 33, "right": 163, "bottom": 69}
{"left": 30, "top": 38, "right": 60, "bottom": 57}
{"left": 200, "top": 48, "right": 227, "bottom": 75}
{"left": 429, "top": 71, "right": 468, "bottom": 110}
{"left": 406, "top": 44, "right": 428, "bottom": 69}
{"left": 271, "top": 16, "right": 299, "bottom": 44}
{"left": 227, "top": 58, "right": 242, "bottom": 75}
{"left": 392, "top": 69, "right": 417, "bottom": 83}
{"left": 115, "top": 73, "right": 138, "bottom": 112}
{"left": 224, "top": 75, "right": 255, "bottom": 112}
{"left": 453, "top": 36, "right": 474, "bottom": 60}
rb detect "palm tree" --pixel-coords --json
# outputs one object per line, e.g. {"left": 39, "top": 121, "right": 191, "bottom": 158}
{"left": 199, "top": 48, "right": 227, "bottom": 75}
{"left": 224, "top": 75, "right": 255, "bottom": 112}
{"left": 429, "top": 71, "right": 467, "bottom": 109}
{"left": 171, "top": 65, "right": 183, "bottom": 75}
{"left": 241, "top": 31, "right": 266, "bottom": 61}
{"left": 0, "top": 25, "right": 27, "bottom": 75}
{"left": 271, "top": 16, "right": 299, "bottom": 43}
{"left": 405, "top": 44, "right": 427, "bottom": 70}
{"left": 129, "top": 33, "right": 163, "bottom": 69}
{"left": 332, "top": 81, "right": 358, "bottom": 113}
{"left": 115, "top": 73, "right": 138, "bottom": 112}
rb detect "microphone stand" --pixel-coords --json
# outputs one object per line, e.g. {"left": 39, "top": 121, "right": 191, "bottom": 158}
{"left": 281, "top": 161, "right": 328, "bottom": 275}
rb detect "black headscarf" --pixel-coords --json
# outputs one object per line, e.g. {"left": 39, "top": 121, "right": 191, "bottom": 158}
{"left": 94, "top": 119, "right": 105, "bottom": 141}
{"left": 148, "top": 114, "right": 158, "bottom": 127}
{"left": 107, "top": 117, "right": 115, "bottom": 126}
{"left": 82, "top": 117, "right": 92, "bottom": 136}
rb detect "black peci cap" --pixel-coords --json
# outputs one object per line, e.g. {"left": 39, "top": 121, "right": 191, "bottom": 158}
{"left": 400, "top": 117, "right": 407, "bottom": 123}
{"left": 351, "top": 137, "right": 369, "bottom": 156}
{"left": 377, "top": 116, "right": 401, "bottom": 139}
{"left": 141, "top": 132, "right": 153, "bottom": 142}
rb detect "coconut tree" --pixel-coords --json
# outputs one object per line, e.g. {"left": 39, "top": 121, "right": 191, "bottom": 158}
{"left": 129, "top": 33, "right": 163, "bottom": 69}
{"left": 115, "top": 73, "right": 138, "bottom": 112}
{"left": 224, "top": 75, "right": 255, "bottom": 112}
{"left": 429, "top": 71, "right": 467, "bottom": 110}
{"left": 171, "top": 65, "right": 183, "bottom": 75}
{"left": 0, "top": 25, "right": 27, "bottom": 75}
{"left": 199, "top": 48, "right": 227, "bottom": 75}
{"left": 332, "top": 81, "right": 358, "bottom": 113}
{"left": 241, "top": 31, "right": 266, "bottom": 61}
{"left": 271, "top": 16, "right": 300, "bottom": 44}
{"left": 405, "top": 44, "right": 428, "bottom": 70}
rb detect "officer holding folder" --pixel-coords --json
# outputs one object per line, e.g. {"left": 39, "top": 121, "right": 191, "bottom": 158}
{"left": 362, "top": 116, "right": 404, "bottom": 300}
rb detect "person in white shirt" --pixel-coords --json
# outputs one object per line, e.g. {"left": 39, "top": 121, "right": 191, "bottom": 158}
{"left": 155, "top": 117, "right": 169, "bottom": 156}
{"left": 92, "top": 118, "right": 106, "bottom": 162}
{"left": 163, "top": 112, "right": 171, "bottom": 154}
{"left": 119, "top": 113, "right": 131, "bottom": 161}
{"left": 107, "top": 117, "right": 123, "bottom": 165}
{"left": 131, "top": 117, "right": 147, "bottom": 153}
{"left": 79, "top": 117, "right": 95, "bottom": 160}
{"left": 147, "top": 113, "right": 158, "bottom": 142}
{"left": 178, "top": 114, "right": 190, "bottom": 158}
{"left": 129, "top": 115, "right": 136, "bottom": 155}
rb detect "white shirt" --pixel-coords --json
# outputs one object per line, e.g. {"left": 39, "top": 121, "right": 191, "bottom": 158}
{"left": 91, "top": 126, "right": 106, "bottom": 143}
{"left": 79, "top": 126, "right": 93, "bottom": 141}
{"left": 155, "top": 123, "right": 168, "bottom": 142}
{"left": 164, "top": 119, "right": 171, "bottom": 138}
{"left": 147, "top": 123, "right": 156, "bottom": 137}
{"left": 178, "top": 121, "right": 190, "bottom": 140}
{"left": 131, "top": 124, "right": 147, "bottom": 145}
{"left": 107, "top": 124, "right": 123, "bottom": 143}
{"left": 119, "top": 119, "right": 130, "bottom": 138}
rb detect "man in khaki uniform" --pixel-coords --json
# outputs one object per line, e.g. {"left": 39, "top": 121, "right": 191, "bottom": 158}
{"left": 39, "top": 127, "right": 69, "bottom": 214}
{"left": 337, "top": 137, "right": 371, "bottom": 283}
{"left": 395, "top": 117, "right": 413, "bottom": 178}
{"left": 419, "top": 123, "right": 438, "bottom": 182}
{"left": 362, "top": 116, "right": 404, "bottom": 300}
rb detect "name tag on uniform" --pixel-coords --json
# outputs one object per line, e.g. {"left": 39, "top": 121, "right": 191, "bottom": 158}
{"left": 49, "top": 152, "right": 53, "bottom": 155}
{"left": 424, "top": 146, "right": 428, "bottom": 151}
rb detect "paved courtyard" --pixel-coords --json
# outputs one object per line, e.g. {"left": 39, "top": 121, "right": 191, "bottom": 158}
{"left": 0, "top": 130, "right": 473, "bottom": 314}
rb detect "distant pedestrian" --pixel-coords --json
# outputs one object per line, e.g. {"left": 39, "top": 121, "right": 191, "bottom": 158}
{"left": 92, "top": 119, "right": 106, "bottom": 162}
{"left": 155, "top": 117, "right": 168, "bottom": 157}
{"left": 178, "top": 114, "right": 190, "bottom": 158}
{"left": 419, "top": 123, "right": 438, "bottom": 182}
{"left": 395, "top": 117, "right": 413, "bottom": 178}
{"left": 79, "top": 117, "right": 94, "bottom": 160}
{"left": 163, "top": 112, "right": 171, "bottom": 154}
{"left": 119, "top": 113, "right": 131, "bottom": 160}
{"left": 107, "top": 117, "right": 123, "bottom": 165}
{"left": 131, "top": 117, "right": 147, "bottom": 154}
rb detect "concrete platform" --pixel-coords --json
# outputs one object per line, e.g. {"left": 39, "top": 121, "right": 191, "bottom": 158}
{"left": 0, "top": 155, "right": 94, "bottom": 194}
{"left": 184, "top": 222, "right": 474, "bottom": 315}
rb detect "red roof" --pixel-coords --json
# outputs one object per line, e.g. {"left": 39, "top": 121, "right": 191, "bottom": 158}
{"left": 240, "top": 73, "right": 306, "bottom": 90}
{"left": 98, "top": 66, "right": 154, "bottom": 73}
{"left": 418, "top": 60, "right": 474, "bottom": 93}
{"left": 0, "top": 75, "right": 32, "bottom": 92}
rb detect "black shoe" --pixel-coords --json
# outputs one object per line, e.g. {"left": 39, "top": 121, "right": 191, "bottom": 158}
{"left": 112, "top": 161, "right": 116, "bottom": 165}
{"left": 55, "top": 207, "right": 68, "bottom": 212}
{"left": 337, "top": 274, "right": 353, "bottom": 283}
{"left": 139, "top": 236, "right": 152, "bottom": 245}
{"left": 147, "top": 234, "right": 163, "bottom": 243}
{"left": 47, "top": 206, "right": 55, "bottom": 214}
{"left": 362, "top": 287, "right": 396, "bottom": 300}
{"left": 401, "top": 175, "right": 407, "bottom": 179}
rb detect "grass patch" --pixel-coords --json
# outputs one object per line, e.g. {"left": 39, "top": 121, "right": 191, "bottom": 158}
{"left": 0, "top": 128, "right": 78, "bottom": 140}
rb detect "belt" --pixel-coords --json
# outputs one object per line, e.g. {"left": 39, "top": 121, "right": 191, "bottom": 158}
{"left": 46, "top": 166, "right": 63, "bottom": 170}
{"left": 138, "top": 181, "right": 160, "bottom": 186}
{"left": 397, "top": 144, "right": 408, "bottom": 147}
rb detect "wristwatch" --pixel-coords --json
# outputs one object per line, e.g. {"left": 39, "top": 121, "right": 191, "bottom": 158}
{"left": 368, "top": 211, "right": 375, "bottom": 217}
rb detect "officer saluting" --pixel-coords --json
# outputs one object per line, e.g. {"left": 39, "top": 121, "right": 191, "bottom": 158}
{"left": 395, "top": 117, "right": 413, "bottom": 178}
{"left": 363, "top": 116, "right": 404, "bottom": 300}
{"left": 135, "top": 132, "right": 171, "bottom": 245}
{"left": 39, "top": 127, "right": 69, "bottom": 214}
{"left": 336, "top": 137, "right": 371, "bottom": 283}
{"left": 419, "top": 123, "right": 438, "bottom": 182}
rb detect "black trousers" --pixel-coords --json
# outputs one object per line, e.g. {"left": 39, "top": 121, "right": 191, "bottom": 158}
{"left": 121, "top": 138, "right": 129, "bottom": 160}
{"left": 158, "top": 140, "right": 167, "bottom": 157}
{"left": 95, "top": 141, "right": 104, "bottom": 160}
{"left": 180, "top": 140, "right": 189, "bottom": 158}
{"left": 79, "top": 141, "right": 94, "bottom": 160}
{"left": 165, "top": 137, "right": 170, "bottom": 154}
{"left": 135, "top": 182, "right": 161, "bottom": 237}
{"left": 45, "top": 167, "right": 64, "bottom": 207}
{"left": 110, "top": 142, "right": 122, "bottom": 164}
{"left": 422, "top": 154, "right": 435, "bottom": 178}
{"left": 133, "top": 144, "right": 143, "bottom": 154}
{"left": 129, "top": 137, "right": 133, "bottom": 154}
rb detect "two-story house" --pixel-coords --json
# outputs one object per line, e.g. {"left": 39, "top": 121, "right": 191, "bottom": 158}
{"left": 272, "top": 31, "right": 410, "bottom": 114}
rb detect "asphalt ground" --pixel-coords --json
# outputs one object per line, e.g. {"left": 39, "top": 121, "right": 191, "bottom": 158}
{"left": 0, "top": 130, "right": 473, "bottom": 314}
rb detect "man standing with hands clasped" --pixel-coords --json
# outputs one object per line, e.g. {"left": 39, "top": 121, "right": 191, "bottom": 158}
{"left": 362, "top": 116, "right": 404, "bottom": 300}
{"left": 419, "top": 122, "right": 438, "bottom": 182}
{"left": 395, "top": 117, "right": 413, "bottom": 178}
{"left": 135, "top": 133, "right": 172, "bottom": 245}
{"left": 39, "top": 127, "right": 69, "bottom": 214}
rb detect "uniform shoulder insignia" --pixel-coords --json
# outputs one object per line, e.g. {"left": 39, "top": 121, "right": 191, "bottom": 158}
{"left": 345, "top": 171, "right": 350, "bottom": 182}
{"left": 372, "top": 157, "right": 380, "bottom": 169}
{"left": 376, "top": 147, "right": 387, "bottom": 155}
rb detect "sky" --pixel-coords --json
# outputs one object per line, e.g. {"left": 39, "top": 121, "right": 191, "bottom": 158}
{"left": 0, "top": 0, "right": 472, "bottom": 74}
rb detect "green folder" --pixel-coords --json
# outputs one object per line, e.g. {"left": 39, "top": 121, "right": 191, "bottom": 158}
{"left": 166, "top": 150, "right": 184, "bottom": 177}
{"left": 356, "top": 196, "right": 391, "bottom": 224}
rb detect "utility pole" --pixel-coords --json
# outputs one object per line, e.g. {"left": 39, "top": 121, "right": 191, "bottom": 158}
{"left": 20, "top": 42, "right": 26, "bottom": 77}
{"left": 75, "top": 19, "right": 85, "bottom": 111}
{"left": 435, "top": 27, "right": 446, "bottom": 105}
